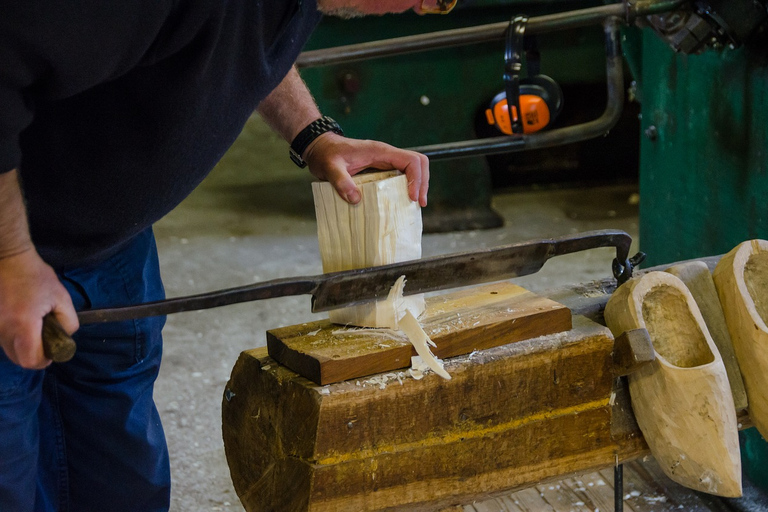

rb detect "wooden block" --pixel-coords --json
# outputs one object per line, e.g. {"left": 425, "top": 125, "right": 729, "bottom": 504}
{"left": 267, "top": 282, "right": 572, "bottom": 385}
{"left": 612, "top": 328, "right": 655, "bottom": 377}
{"left": 312, "top": 170, "right": 425, "bottom": 327}
{"left": 223, "top": 316, "right": 627, "bottom": 512}
{"left": 666, "top": 260, "right": 748, "bottom": 411}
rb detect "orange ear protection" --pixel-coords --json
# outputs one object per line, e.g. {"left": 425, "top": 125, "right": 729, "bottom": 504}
{"left": 485, "top": 16, "right": 563, "bottom": 135}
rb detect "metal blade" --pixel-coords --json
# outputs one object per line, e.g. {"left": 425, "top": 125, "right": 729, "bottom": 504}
{"left": 76, "top": 229, "right": 632, "bottom": 325}
{"left": 310, "top": 228, "right": 631, "bottom": 311}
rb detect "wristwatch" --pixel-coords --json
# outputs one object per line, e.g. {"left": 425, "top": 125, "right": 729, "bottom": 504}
{"left": 289, "top": 116, "right": 344, "bottom": 168}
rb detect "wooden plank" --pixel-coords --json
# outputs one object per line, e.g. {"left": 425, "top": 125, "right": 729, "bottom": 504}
{"left": 268, "top": 282, "right": 572, "bottom": 385}
{"left": 617, "top": 459, "right": 725, "bottom": 511}
{"left": 465, "top": 498, "right": 513, "bottom": 512}
{"left": 224, "top": 316, "right": 626, "bottom": 511}
{"left": 502, "top": 489, "right": 554, "bottom": 511}
{"left": 559, "top": 475, "right": 622, "bottom": 512}
{"left": 473, "top": 460, "right": 719, "bottom": 512}
{"left": 534, "top": 480, "right": 595, "bottom": 511}
{"left": 571, "top": 470, "right": 620, "bottom": 511}
{"left": 468, "top": 459, "right": 733, "bottom": 512}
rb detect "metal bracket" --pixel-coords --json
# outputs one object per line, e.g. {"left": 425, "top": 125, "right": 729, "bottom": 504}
{"left": 612, "top": 251, "right": 647, "bottom": 285}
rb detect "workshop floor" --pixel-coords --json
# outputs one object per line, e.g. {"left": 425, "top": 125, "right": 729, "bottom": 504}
{"left": 152, "top": 114, "right": 644, "bottom": 511}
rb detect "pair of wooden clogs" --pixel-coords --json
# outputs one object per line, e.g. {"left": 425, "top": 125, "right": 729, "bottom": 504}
{"left": 605, "top": 239, "right": 768, "bottom": 498}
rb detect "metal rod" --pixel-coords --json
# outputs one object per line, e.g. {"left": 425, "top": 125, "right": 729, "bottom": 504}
{"left": 296, "top": 0, "right": 684, "bottom": 68}
{"left": 615, "top": 464, "right": 624, "bottom": 512}
{"left": 407, "top": 19, "right": 623, "bottom": 161}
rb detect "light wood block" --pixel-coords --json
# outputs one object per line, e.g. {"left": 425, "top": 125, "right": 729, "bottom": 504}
{"left": 312, "top": 170, "right": 424, "bottom": 328}
{"left": 604, "top": 271, "right": 741, "bottom": 497}
{"left": 713, "top": 239, "right": 768, "bottom": 440}
{"left": 267, "top": 282, "right": 572, "bottom": 385}
{"left": 666, "top": 261, "right": 748, "bottom": 411}
{"left": 223, "top": 316, "right": 636, "bottom": 512}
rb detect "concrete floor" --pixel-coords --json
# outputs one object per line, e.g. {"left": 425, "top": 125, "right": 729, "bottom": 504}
{"left": 152, "top": 114, "right": 640, "bottom": 511}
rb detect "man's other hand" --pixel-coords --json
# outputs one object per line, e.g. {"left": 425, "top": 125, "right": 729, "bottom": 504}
{"left": 0, "top": 249, "right": 78, "bottom": 369}
{"left": 303, "top": 132, "right": 429, "bottom": 207}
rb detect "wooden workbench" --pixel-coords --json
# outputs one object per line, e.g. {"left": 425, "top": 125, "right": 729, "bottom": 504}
{"left": 222, "top": 256, "right": 751, "bottom": 511}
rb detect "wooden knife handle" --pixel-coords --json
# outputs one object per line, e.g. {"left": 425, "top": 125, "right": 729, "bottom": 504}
{"left": 42, "top": 313, "right": 77, "bottom": 363}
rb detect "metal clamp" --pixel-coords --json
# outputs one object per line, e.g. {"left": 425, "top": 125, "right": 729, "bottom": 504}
{"left": 612, "top": 251, "right": 647, "bottom": 285}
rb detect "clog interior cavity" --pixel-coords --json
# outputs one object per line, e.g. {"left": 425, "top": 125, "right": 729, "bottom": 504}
{"left": 642, "top": 286, "right": 714, "bottom": 368}
{"left": 745, "top": 251, "right": 768, "bottom": 325}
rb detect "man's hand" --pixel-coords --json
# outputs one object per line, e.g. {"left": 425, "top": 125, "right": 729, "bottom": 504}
{"left": 303, "top": 132, "right": 430, "bottom": 207}
{"left": 0, "top": 169, "right": 78, "bottom": 369}
{"left": 257, "top": 67, "right": 430, "bottom": 207}
{"left": 0, "top": 256, "right": 78, "bottom": 369}
{"left": 0, "top": 248, "right": 78, "bottom": 369}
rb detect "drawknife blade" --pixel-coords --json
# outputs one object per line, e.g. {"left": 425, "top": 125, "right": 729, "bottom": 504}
{"left": 76, "top": 229, "right": 633, "bottom": 324}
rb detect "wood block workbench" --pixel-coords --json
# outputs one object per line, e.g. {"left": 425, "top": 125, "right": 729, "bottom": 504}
{"left": 221, "top": 266, "right": 689, "bottom": 512}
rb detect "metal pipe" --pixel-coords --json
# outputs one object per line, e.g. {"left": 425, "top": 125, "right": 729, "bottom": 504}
{"left": 296, "top": 0, "right": 684, "bottom": 68}
{"left": 408, "top": 19, "right": 623, "bottom": 161}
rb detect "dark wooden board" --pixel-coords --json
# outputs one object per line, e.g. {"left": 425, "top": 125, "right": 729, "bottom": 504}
{"left": 267, "top": 282, "right": 572, "bottom": 384}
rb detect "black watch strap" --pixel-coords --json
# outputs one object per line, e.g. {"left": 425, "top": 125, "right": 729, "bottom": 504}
{"left": 289, "top": 116, "right": 344, "bottom": 168}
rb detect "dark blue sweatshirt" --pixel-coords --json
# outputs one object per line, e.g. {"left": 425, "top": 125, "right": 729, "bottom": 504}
{"left": 0, "top": 0, "right": 321, "bottom": 270}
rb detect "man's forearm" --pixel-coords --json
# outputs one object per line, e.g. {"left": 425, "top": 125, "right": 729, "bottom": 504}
{"left": 257, "top": 65, "right": 429, "bottom": 208}
{"left": 0, "top": 168, "right": 79, "bottom": 369}
{"left": 257, "top": 66, "right": 322, "bottom": 143}
{"left": 0, "top": 169, "right": 34, "bottom": 258}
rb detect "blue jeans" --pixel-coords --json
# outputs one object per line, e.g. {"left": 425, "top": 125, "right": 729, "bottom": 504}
{"left": 0, "top": 229, "right": 171, "bottom": 511}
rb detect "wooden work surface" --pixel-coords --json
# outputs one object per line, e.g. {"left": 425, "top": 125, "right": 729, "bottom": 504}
{"left": 224, "top": 255, "right": 755, "bottom": 511}
{"left": 267, "top": 282, "right": 572, "bottom": 385}
{"left": 224, "top": 315, "right": 647, "bottom": 511}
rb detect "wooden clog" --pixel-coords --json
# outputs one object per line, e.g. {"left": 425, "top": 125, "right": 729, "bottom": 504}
{"left": 713, "top": 239, "right": 768, "bottom": 440}
{"left": 605, "top": 271, "right": 741, "bottom": 497}
{"left": 666, "top": 261, "right": 748, "bottom": 411}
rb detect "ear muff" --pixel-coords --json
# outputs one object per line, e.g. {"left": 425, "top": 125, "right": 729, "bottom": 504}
{"left": 485, "top": 16, "right": 563, "bottom": 136}
{"left": 524, "top": 75, "right": 563, "bottom": 120}
{"left": 485, "top": 77, "right": 563, "bottom": 135}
